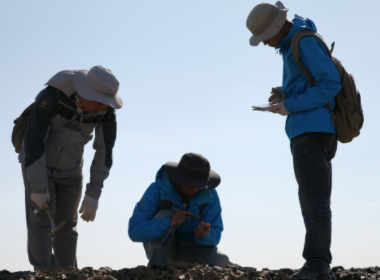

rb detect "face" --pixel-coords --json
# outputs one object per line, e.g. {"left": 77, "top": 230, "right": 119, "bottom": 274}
{"left": 262, "top": 31, "right": 283, "bottom": 48}
{"left": 176, "top": 183, "right": 200, "bottom": 198}
{"left": 78, "top": 95, "right": 108, "bottom": 114}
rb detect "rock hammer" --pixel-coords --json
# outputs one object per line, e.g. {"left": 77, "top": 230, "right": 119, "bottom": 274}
{"left": 34, "top": 204, "right": 66, "bottom": 238}
{"left": 156, "top": 208, "right": 200, "bottom": 251}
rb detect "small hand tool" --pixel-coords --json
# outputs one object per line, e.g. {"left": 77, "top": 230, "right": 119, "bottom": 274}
{"left": 156, "top": 208, "right": 201, "bottom": 250}
{"left": 34, "top": 204, "right": 66, "bottom": 238}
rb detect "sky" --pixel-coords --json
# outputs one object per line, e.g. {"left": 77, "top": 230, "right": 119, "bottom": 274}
{"left": 1, "top": 0, "right": 379, "bottom": 273}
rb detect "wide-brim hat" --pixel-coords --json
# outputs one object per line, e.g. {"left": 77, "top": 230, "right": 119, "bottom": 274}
{"left": 246, "top": 1, "right": 289, "bottom": 46}
{"left": 72, "top": 66, "right": 123, "bottom": 109}
{"left": 45, "top": 66, "right": 123, "bottom": 109}
{"left": 164, "top": 153, "right": 221, "bottom": 189}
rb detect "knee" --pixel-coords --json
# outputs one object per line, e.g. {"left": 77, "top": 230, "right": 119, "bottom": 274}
{"left": 153, "top": 210, "right": 173, "bottom": 220}
{"left": 301, "top": 200, "right": 331, "bottom": 214}
{"left": 213, "top": 252, "right": 231, "bottom": 268}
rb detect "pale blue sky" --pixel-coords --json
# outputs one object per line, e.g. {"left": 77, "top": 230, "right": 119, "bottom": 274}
{"left": 1, "top": 0, "right": 379, "bottom": 272}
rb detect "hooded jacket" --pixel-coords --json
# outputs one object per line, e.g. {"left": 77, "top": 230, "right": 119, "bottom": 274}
{"left": 18, "top": 86, "right": 117, "bottom": 199}
{"left": 279, "top": 15, "right": 342, "bottom": 140}
{"left": 128, "top": 166, "right": 223, "bottom": 247}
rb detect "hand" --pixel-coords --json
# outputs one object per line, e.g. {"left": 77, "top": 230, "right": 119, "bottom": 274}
{"left": 79, "top": 195, "right": 99, "bottom": 222}
{"left": 31, "top": 193, "right": 50, "bottom": 210}
{"left": 268, "top": 87, "right": 285, "bottom": 104}
{"left": 170, "top": 210, "right": 193, "bottom": 227}
{"left": 194, "top": 221, "right": 211, "bottom": 238}
{"left": 269, "top": 102, "right": 290, "bottom": 116}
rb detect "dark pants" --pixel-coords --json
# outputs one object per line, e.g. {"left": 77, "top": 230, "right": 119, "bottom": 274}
{"left": 145, "top": 210, "right": 230, "bottom": 268}
{"left": 22, "top": 164, "right": 83, "bottom": 271}
{"left": 290, "top": 132, "right": 338, "bottom": 273}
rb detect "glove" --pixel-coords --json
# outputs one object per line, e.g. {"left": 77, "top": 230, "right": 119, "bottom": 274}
{"left": 79, "top": 195, "right": 98, "bottom": 222}
{"left": 31, "top": 193, "right": 50, "bottom": 210}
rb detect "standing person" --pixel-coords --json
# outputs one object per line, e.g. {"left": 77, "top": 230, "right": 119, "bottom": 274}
{"left": 246, "top": 2, "right": 341, "bottom": 280}
{"left": 18, "top": 66, "right": 123, "bottom": 270}
{"left": 128, "top": 153, "right": 230, "bottom": 267}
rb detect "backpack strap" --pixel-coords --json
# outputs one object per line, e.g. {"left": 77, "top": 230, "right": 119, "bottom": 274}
{"left": 54, "top": 88, "right": 63, "bottom": 113}
{"left": 291, "top": 30, "right": 335, "bottom": 116}
{"left": 159, "top": 200, "right": 173, "bottom": 211}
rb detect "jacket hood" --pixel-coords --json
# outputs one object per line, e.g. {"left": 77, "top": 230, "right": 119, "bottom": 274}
{"left": 278, "top": 15, "right": 317, "bottom": 55}
{"left": 155, "top": 165, "right": 212, "bottom": 206}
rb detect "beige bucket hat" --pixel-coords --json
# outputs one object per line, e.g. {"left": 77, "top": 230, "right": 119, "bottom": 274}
{"left": 246, "top": 1, "right": 289, "bottom": 46}
{"left": 46, "top": 65, "right": 123, "bottom": 109}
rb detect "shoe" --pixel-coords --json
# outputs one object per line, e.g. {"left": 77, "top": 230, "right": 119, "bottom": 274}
{"left": 316, "top": 270, "right": 336, "bottom": 280}
{"left": 291, "top": 268, "right": 335, "bottom": 280}
{"left": 291, "top": 268, "right": 320, "bottom": 280}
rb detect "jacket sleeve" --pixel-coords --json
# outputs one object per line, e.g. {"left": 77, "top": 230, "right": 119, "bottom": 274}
{"left": 23, "top": 87, "right": 58, "bottom": 193}
{"left": 128, "top": 183, "right": 172, "bottom": 243}
{"left": 283, "top": 36, "right": 342, "bottom": 113}
{"left": 86, "top": 108, "right": 117, "bottom": 199}
{"left": 194, "top": 189, "right": 223, "bottom": 246}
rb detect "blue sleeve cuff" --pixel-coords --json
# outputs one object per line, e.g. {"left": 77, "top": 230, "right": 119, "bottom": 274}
{"left": 161, "top": 216, "right": 171, "bottom": 233}
{"left": 283, "top": 99, "right": 294, "bottom": 113}
{"left": 194, "top": 235, "right": 208, "bottom": 245}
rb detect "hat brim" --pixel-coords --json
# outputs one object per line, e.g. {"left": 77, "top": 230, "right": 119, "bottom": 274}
{"left": 164, "top": 162, "right": 221, "bottom": 189}
{"left": 249, "top": 8, "right": 288, "bottom": 46}
{"left": 72, "top": 70, "right": 123, "bottom": 109}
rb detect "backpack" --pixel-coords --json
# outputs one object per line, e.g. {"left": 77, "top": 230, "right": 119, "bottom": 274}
{"left": 11, "top": 88, "right": 62, "bottom": 153}
{"left": 159, "top": 200, "right": 206, "bottom": 213}
{"left": 291, "top": 30, "right": 364, "bottom": 144}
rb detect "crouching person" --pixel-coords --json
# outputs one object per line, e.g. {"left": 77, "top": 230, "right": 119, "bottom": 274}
{"left": 128, "top": 153, "right": 230, "bottom": 267}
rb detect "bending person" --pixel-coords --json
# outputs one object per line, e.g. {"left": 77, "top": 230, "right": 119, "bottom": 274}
{"left": 128, "top": 153, "right": 230, "bottom": 267}
{"left": 18, "top": 66, "right": 122, "bottom": 270}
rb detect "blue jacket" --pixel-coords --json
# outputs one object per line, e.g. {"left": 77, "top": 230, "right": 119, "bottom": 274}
{"left": 128, "top": 166, "right": 224, "bottom": 246}
{"left": 280, "top": 15, "right": 342, "bottom": 140}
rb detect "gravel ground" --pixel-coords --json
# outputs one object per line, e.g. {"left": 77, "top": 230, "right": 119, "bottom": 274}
{"left": 1, "top": 263, "right": 379, "bottom": 280}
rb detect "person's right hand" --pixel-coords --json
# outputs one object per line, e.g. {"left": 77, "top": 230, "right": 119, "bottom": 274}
{"left": 31, "top": 193, "right": 50, "bottom": 210}
{"left": 170, "top": 210, "right": 193, "bottom": 227}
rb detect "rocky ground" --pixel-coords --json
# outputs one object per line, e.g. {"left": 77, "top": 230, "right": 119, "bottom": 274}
{"left": 1, "top": 264, "right": 379, "bottom": 280}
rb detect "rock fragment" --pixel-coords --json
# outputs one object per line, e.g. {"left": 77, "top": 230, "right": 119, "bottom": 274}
{"left": 2, "top": 264, "right": 379, "bottom": 280}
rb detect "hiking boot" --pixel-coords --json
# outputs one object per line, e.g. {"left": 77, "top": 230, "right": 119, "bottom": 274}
{"left": 291, "top": 268, "right": 335, "bottom": 280}
{"left": 291, "top": 268, "right": 319, "bottom": 280}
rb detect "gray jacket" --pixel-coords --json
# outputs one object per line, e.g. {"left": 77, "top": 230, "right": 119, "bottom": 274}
{"left": 19, "top": 86, "right": 117, "bottom": 199}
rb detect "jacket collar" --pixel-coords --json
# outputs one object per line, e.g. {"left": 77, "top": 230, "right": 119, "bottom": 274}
{"left": 277, "top": 15, "right": 318, "bottom": 55}
{"left": 156, "top": 166, "right": 213, "bottom": 207}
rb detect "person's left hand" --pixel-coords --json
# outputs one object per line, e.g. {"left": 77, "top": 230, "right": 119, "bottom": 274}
{"left": 79, "top": 195, "right": 99, "bottom": 222}
{"left": 194, "top": 221, "right": 211, "bottom": 238}
{"left": 269, "top": 102, "right": 290, "bottom": 116}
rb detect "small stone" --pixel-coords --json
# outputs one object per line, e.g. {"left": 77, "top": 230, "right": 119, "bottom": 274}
{"left": 214, "top": 266, "right": 223, "bottom": 272}
{"left": 340, "top": 273, "right": 353, "bottom": 280}
{"left": 261, "top": 270, "right": 272, "bottom": 280}
{"left": 366, "top": 268, "right": 376, "bottom": 274}
{"left": 333, "top": 267, "right": 345, "bottom": 273}
{"left": 278, "top": 271, "right": 291, "bottom": 280}
{"left": 280, "top": 269, "right": 295, "bottom": 276}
